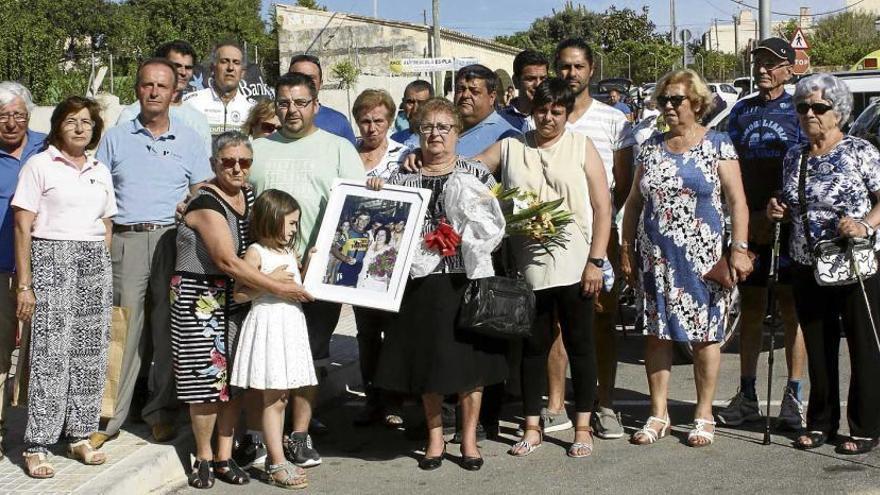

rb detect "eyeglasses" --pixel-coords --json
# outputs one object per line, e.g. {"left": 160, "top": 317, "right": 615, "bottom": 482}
{"left": 418, "top": 122, "right": 455, "bottom": 135}
{"left": 796, "top": 102, "right": 833, "bottom": 115}
{"left": 62, "top": 118, "right": 95, "bottom": 129}
{"left": 0, "top": 112, "right": 27, "bottom": 124}
{"left": 216, "top": 157, "right": 253, "bottom": 169}
{"left": 656, "top": 95, "right": 687, "bottom": 108}
{"left": 259, "top": 122, "right": 280, "bottom": 134}
{"left": 755, "top": 61, "right": 791, "bottom": 72}
{"left": 276, "top": 99, "right": 313, "bottom": 110}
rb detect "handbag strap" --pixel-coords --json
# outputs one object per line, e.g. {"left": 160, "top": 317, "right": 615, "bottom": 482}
{"left": 797, "top": 149, "right": 814, "bottom": 252}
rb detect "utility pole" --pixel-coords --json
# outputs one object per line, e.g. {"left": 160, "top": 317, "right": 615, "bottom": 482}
{"left": 373, "top": 0, "right": 378, "bottom": 17}
{"left": 432, "top": 0, "right": 443, "bottom": 94}
{"left": 759, "top": 0, "right": 770, "bottom": 41}
{"left": 670, "top": 0, "right": 677, "bottom": 53}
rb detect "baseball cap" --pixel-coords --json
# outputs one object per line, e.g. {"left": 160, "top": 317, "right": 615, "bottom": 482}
{"left": 751, "top": 37, "right": 795, "bottom": 65}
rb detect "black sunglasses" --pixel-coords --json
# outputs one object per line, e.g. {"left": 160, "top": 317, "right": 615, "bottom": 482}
{"left": 656, "top": 95, "right": 687, "bottom": 108}
{"left": 217, "top": 157, "right": 253, "bottom": 169}
{"left": 796, "top": 102, "right": 833, "bottom": 115}
{"left": 259, "top": 122, "right": 280, "bottom": 134}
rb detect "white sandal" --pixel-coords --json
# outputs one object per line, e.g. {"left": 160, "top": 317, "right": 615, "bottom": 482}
{"left": 687, "top": 418, "right": 716, "bottom": 447}
{"left": 509, "top": 425, "right": 543, "bottom": 457}
{"left": 630, "top": 415, "right": 670, "bottom": 445}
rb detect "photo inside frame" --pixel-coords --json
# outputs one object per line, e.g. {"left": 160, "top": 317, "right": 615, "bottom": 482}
{"left": 323, "top": 195, "right": 412, "bottom": 294}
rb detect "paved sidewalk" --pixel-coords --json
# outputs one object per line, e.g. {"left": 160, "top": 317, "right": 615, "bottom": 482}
{"left": 0, "top": 306, "right": 361, "bottom": 494}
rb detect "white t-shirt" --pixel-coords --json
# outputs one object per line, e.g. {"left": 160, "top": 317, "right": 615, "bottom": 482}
{"left": 184, "top": 86, "right": 255, "bottom": 136}
{"left": 360, "top": 138, "right": 407, "bottom": 179}
{"left": 566, "top": 99, "right": 635, "bottom": 187}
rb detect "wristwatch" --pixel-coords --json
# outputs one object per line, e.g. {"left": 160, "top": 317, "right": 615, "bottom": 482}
{"left": 588, "top": 258, "right": 604, "bottom": 268}
{"left": 731, "top": 241, "right": 749, "bottom": 252}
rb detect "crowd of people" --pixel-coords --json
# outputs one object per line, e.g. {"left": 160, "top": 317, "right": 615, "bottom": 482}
{"left": 0, "top": 32, "right": 879, "bottom": 489}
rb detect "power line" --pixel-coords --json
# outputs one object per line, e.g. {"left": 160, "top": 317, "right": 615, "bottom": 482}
{"left": 726, "top": 0, "right": 868, "bottom": 17}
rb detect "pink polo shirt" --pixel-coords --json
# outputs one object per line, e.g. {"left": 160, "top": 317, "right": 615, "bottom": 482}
{"left": 12, "top": 146, "right": 117, "bottom": 241}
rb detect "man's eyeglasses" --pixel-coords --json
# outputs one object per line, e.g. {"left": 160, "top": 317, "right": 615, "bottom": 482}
{"left": 62, "top": 118, "right": 95, "bottom": 129}
{"left": 656, "top": 95, "right": 687, "bottom": 108}
{"left": 755, "top": 61, "right": 791, "bottom": 72}
{"left": 259, "top": 122, "right": 280, "bottom": 134}
{"left": 0, "top": 112, "right": 27, "bottom": 124}
{"left": 796, "top": 102, "right": 833, "bottom": 116}
{"left": 216, "top": 157, "right": 253, "bottom": 169}
{"left": 418, "top": 123, "right": 455, "bottom": 135}
{"left": 276, "top": 99, "right": 314, "bottom": 110}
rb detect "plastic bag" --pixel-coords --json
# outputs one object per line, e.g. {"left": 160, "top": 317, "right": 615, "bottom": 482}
{"left": 444, "top": 173, "right": 506, "bottom": 279}
{"left": 409, "top": 241, "right": 442, "bottom": 279}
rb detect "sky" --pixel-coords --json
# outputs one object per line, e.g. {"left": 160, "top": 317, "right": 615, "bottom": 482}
{"left": 264, "top": 0, "right": 850, "bottom": 40}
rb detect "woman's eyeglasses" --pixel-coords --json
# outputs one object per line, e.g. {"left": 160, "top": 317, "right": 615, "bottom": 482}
{"left": 259, "top": 122, "right": 280, "bottom": 134}
{"left": 656, "top": 95, "right": 687, "bottom": 108}
{"left": 417, "top": 123, "right": 455, "bottom": 135}
{"left": 796, "top": 102, "right": 833, "bottom": 116}
{"left": 216, "top": 157, "right": 253, "bottom": 169}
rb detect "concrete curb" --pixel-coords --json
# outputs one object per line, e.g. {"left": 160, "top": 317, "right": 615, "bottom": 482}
{"left": 75, "top": 434, "right": 190, "bottom": 495}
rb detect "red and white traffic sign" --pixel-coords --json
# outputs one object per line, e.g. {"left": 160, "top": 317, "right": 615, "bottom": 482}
{"left": 793, "top": 50, "right": 810, "bottom": 75}
{"left": 791, "top": 28, "right": 810, "bottom": 50}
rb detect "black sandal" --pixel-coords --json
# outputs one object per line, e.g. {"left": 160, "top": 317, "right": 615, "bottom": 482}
{"left": 213, "top": 458, "right": 250, "bottom": 485}
{"left": 188, "top": 459, "right": 214, "bottom": 489}
{"left": 795, "top": 431, "right": 829, "bottom": 450}
{"left": 836, "top": 437, "right": 879, "bottom": 455}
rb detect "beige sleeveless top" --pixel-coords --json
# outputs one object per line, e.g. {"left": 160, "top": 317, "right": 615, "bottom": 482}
{"left": 501, "top": 130, "right": 594, "bottom": 291}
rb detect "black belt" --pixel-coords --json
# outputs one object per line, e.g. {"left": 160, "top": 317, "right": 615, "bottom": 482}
{"left": 113, "top": 223, "right": 174, "bottom": 233}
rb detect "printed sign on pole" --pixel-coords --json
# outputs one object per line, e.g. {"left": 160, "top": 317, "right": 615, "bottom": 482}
{"left": 792, "top": 50, "right": 810, "bottom": 75}
{"left": 791, "top": 28, "right": 810, "bottom": 50}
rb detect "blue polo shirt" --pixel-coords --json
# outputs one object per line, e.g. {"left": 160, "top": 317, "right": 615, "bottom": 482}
{"left": 401, "top": 110, "right": 521, "bottom": 158}
{"left": 727, "top": 91, "right": 806, "bottom": 211}
{"left": 96, "top": 116, "right": 213, "bottom": 225}
{"left": 499, "top": 102, "right": 532, "bottom": 133}
{"left": 0, "top": 130, "right": 46, "bottom": 272}
{"left": 314, "top": 104, "right": 356, "bottom": 145}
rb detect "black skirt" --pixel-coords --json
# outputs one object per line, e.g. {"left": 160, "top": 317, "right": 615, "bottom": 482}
{"left": 374, "top": 273, "right": 508, "bottom": 395}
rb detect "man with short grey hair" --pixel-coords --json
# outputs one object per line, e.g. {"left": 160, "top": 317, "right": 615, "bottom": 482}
{"left": 0, "top": 81, "right": 45, "bottom": 459}
{"left": 185, "top": 41, "right": 254, "bottom": 135}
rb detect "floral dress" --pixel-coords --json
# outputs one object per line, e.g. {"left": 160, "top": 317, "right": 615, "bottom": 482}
{"left": 170, "top": 187, "right": 253, "bottom": 403}
{"left": 636, "top": 130, "right": 738, "bottom": 342}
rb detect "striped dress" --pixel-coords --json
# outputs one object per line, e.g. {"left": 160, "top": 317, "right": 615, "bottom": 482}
{"left": 170, "top": 186, "right": 254, "bottom": 404}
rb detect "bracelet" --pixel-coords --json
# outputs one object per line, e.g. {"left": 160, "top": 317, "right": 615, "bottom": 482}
{"left": 15, "top": 285, "right": 32, "bottom": 293}
{"left": 857, "top": 219, "right": 875, "bottom": 238}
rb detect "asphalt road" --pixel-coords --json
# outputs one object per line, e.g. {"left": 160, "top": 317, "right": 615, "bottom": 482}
{"left": 172, "top": 331, "right": 880, "bottom": 495}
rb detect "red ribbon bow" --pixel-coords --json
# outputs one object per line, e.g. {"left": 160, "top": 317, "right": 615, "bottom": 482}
{"left": 424, "top": 217, "right": 461, "bottom": 257}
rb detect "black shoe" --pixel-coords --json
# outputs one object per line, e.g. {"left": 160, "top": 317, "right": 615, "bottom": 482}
{"left": 451, "top": 424, "right": 487, "bottom": 444}
{"left": 284, "top": 433, "right": 322, "bottom": 467}
{"left": 460, "top": 455, "right": 484, "bottom": 471}
{"left": 232, "top": 434, "right": 267, "bottom": 469}
{"left": 418, "top": 443, "right": 446, "bottom": 471}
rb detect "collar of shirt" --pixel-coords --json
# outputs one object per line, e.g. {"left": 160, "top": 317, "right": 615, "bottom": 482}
{"left": 460, "top": 110, "right": 515, "bottom": 139}
{"left": 207, "top": 84, "right": 250, "bottom": 106}
{"left": 46, "top": 145, "right": 100, "bottom": 173}
{"left": 0, "top": 129, "right": 46, "bottom": 161}
{"left": 129, "top": 114, "right": 177, "bottom": 140}
{"left": 503, "top": 102, "right": 529, "bottom": 118}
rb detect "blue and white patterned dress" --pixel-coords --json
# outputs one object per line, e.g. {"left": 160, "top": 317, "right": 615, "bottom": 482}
{"left": 636, "top": 130, "right": 739, "bottom": 342}
{"left": 781, "top": 136, "right": 880, "bottom": 266}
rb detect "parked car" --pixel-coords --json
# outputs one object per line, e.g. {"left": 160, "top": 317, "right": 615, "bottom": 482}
{"left": 849, "top": 100, "right": 880, "bottom": 151}
{"left": 708, "top": 82, "right": 739, "bottom": 107}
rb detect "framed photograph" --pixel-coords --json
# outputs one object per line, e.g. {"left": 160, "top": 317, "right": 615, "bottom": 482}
{"left": 303, "top": 179, "right": 431, "bottom": 312}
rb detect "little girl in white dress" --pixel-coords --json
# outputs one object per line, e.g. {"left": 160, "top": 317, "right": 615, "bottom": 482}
{"left": 231, "top": 189, "right": 315, "bottom": 489}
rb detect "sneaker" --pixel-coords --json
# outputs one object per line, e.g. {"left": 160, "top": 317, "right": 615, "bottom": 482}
{"left": 716, "top": 389, "right": 763, "bottom": 426}
{"left": 232, "top": 435, "right": 267, "bottom": 469}
{"left": 541, "top": 407, "right": 573, "bottom": 433}
{"left": 592, "top": 406, "right": 624, "bottom": 439}
{"left": 451, "top": 423, "right": 487, "bottom": 444}
{"left": 284, "top": 433, "right": 322, "bottom": 468}
{"left": 777, "top": 389, "right": 806, "bottom": 431}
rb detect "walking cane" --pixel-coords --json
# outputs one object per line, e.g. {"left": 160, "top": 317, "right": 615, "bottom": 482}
{"left": 849, "top": 240, "right": 880, "bottom": 355}
{"left": 763, "top": 221, "right": 783, "bottom": 445}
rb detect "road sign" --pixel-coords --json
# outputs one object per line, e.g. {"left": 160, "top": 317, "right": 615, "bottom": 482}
{"left": 389, "top": 57, "right": 480, "bottom": 74}
{"left": 680, "top": 29, "right": 692, "bottom": 43}
{"left": 791, "top": 28, "right": 810, "bottom": 50}
{"left": 793, "top": 50, "right": 810, "bottom": 75}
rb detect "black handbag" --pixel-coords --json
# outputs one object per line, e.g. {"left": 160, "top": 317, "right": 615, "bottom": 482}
{"left": 457, "top": 241, "right": 535, "bottom": 339}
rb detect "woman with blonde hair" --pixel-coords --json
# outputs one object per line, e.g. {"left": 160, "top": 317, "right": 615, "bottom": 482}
{"left": 621, "top": 69, "right": 752, "bottom": 448}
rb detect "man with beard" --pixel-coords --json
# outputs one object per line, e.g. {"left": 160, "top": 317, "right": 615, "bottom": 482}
{"left": 116, "top": 40, "right": 211, "bottom": 153}
{"left": 499, "top": 50, "right": 549, "bottom": 133}
{"left": 249, "top": 72, "right": 363, "bottom": 467}
{"left": 549, "top": 38, "right": 635, "bottom": 441}
{"left": 185, "top": 42, "right": 254, "bottom": 136}
{"left": 717, "top": 37, "right": 807, "bottom": 431}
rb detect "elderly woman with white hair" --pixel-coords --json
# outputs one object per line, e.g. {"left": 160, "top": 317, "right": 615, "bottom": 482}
{"left": 768, "top": 73, "right": 880, "bottom": 454}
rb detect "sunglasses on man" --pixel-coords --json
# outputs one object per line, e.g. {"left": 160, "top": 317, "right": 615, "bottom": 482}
{"left": 216, "top": 157, "right": 253, "bottom": 169}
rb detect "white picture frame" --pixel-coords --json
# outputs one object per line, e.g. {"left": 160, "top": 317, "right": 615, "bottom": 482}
{"left": 303, "top": 179, "right": 431, "bottom": 312}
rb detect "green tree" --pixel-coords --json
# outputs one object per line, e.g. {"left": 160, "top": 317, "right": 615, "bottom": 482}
{"left": 295, "top": 0, "right": 325, "bottom": 10}
{"left": 808, "top": 12, "right": 880, "bottom": 67}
